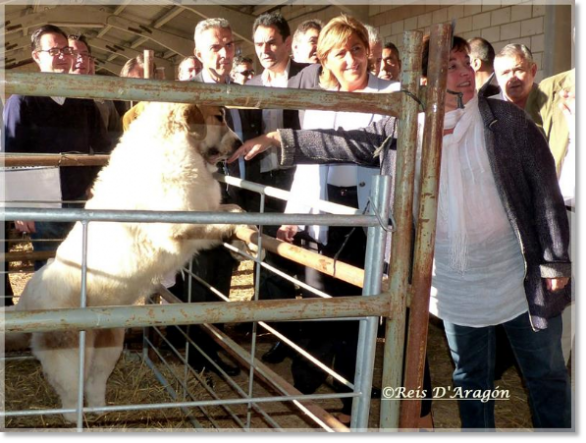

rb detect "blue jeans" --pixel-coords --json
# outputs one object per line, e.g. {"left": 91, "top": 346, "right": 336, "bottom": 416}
{"left": 443, "top": 312, "right": 571, "bottom": 430}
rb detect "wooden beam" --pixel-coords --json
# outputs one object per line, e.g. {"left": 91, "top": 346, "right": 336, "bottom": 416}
{"left": 96, "top": 0, "right": 130, "bottom": 38}
{"left": 3, "top": 5, "right": 194, "bottom": 56}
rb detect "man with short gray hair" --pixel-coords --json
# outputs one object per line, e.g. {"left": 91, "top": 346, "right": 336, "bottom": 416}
{"left": 493, "top": 43, "right": 538, "bottom": 110}
{"left": 178, "top": 18, "right": 262, "bottom": 377}
{"left": 194, "top": 18, "right": 235, "bottom": 84}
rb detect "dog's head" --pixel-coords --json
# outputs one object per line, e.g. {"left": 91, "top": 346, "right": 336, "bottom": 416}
{"left": 170, "top": 104, "right": 242, "bottom": 166}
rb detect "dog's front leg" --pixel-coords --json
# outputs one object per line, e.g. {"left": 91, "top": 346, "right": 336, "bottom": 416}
{"left": 175, "top": 204, "right": 246, "bottom": 242}
{"left": 219, "top": 204, "right": 264, "bottom": 261}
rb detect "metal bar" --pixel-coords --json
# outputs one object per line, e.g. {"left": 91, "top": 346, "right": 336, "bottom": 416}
{"left": 218, "top": 174, "right": 363, "bottom": 216}
{"left": 1, "top": 392, "right": 356, "bottom": 419}
{"left": 76, "top": 221, "right": 90, "bottom": 431}
{"left": 380, "top": 30, "right": 424, "bottom": 430}
{"left": 352, "top": 175, "right": 392, "bottom": 431}
{"left": 1, "top": 153, "right": 109, "bottom": 167}
{"left": 235, "top": 228, "right": 378, "bottom": 290}
{"left": 199, "top": 324, "right": 350, "bottom": 432}
{"left": 1, "top": 207, "right": 377, "bottom": 228}
{"left": 147, "top": 327, "right": 281, "bottom": 430}
{"left": 400, "top": 23, "right": 451, "bottom": 429}
{"left": 2, "top": 295, "right": 390, "bottom": 334}
{"left": 143, "top": 334, "right": 243, "bottom": 430}
{"left": 1, "top": 251, "right": 54, "bottom": 262}
{"left": 148, "top": 294, "right": 286, "bottom": 428}
{"left": 2, "top": 71, "right": 403, "bottom": 116}
{"left": 161, "top": 269, "right": 358, "bottom": 392}
{"left": 173, "top": 270, "right": 353, "bottom": 388}
{"left": 141, "top": 354, "right": 205, "bottom": 430}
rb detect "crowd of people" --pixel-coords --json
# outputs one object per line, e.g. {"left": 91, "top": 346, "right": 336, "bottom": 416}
{"left": 1, "top": 11, "right": 574, "bottom": 431}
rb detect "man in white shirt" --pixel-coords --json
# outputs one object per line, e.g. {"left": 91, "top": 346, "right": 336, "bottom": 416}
{"left": 246, "top": 12, "right": 309, "bottom": 364}
{"left": 247, "top": 12, "right": 306, "bottom": 183}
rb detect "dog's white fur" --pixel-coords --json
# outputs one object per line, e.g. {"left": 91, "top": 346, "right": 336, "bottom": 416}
{"left": 6, "top": 102, "right": 254, "bottom": 422}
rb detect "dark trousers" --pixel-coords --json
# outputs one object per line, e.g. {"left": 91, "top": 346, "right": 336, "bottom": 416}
{"left": 30, "top": 201, "right": 82, "bottom": 271}
{"left": 3, "top": 222, "right": 14, "bottom": 306}
{"left": 291, "top": 185, "right": 367, "bottom": 414}
{"left": 252, "top": 168, "right": 305, "bottom": 338}
{"left": 168, "top": 246, "right": 239, "bottom": 367}
{"left": 31, "top": 221, "right": 74, "bottom": 271}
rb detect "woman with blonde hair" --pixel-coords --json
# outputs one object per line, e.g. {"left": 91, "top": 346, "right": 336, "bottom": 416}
{"left": 280, "top": 14, "right": 400, "bottom": 425}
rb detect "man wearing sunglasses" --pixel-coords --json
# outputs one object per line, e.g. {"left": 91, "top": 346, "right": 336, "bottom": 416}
{"left": 230, "top": 56, "right": 255, "bottom": 85}
{"left": 3, "top": 24, "right": 111, "bottom": 270}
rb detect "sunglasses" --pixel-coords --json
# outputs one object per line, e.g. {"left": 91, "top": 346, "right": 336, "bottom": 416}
{"left": 237, "top": 69, "right": 254, "bottom": 77}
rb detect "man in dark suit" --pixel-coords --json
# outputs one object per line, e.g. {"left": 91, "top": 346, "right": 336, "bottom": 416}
{"left": 468, "top": 37, "right": 500, "bottom": 98}
{"left": 245, "top": 12, "right": 311, "bottom": 364}
{"left": 246, "top": 11, "right": 308, "bottom": 202}
{"left": 176, "top": 17, "right": 262, "bottom": 377}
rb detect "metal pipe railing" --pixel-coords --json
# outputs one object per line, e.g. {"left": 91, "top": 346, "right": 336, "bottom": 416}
{"left": 400, "top": 24, "right": 451, "bottom": 429}
{"left": 351, "top": 175, "right": 392, "bottom": 430}
{"left": 380, "top": 30, "right": 424, "bottom": 430}
{"left": 1, "top": 206, "right": 376, "bottom": 228}
{"left": 1, "top": 71, "right": 404, "bottom": 117}
{"left": 1, "top": 295, "right": 390, "bottom": 334}
{"left": 0, "top": 153, "right": 369, "bottom": 218}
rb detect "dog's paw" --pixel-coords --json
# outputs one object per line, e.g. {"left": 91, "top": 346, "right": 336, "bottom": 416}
{"left": 228, "top": 239, "right": 263, "bottom": 261}
{"left": 229, "top": 225, "right": 265, "bottom": 261}
{"left": 62, "top": 411, "right": 79, "bottom": 424}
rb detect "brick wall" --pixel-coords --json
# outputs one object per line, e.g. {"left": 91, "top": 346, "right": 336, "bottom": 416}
{"left": 369, "top": 2, "right": 548, "bottom": 81}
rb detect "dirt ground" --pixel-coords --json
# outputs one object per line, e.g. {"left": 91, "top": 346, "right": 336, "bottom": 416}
{"left": 2, "top": 255, "right": 548, "bottom": 431}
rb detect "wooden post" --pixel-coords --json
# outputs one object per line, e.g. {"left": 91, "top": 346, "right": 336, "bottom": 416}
{"left": 143, "top": 49, "right": 154, "bottom": 79}
{"left": 399, "top": 23, "right": 452, "bottom": 429}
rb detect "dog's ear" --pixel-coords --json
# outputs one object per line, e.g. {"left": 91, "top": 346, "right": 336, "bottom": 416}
{"left": 183, "top": 105, "right": 207, "bottom": 140}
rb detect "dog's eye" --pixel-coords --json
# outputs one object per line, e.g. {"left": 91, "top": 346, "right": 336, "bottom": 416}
{"left": 215, "top": 113, "right": 224, "bottom": 123}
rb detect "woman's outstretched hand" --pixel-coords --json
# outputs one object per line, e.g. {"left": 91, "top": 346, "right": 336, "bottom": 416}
{"left": 227, "top": 131, "right": 282, "bottom": 163}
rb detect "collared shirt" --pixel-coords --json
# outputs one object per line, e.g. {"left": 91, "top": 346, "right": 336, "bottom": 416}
{"left": 51, "top": 97, "right": 66, "bottom": 105}
{"left": 260, "top": 60, "right": 291, "bottom": 172}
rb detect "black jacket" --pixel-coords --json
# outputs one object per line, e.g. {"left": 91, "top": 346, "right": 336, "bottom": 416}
{"left": 193, "top": 70, "right": 262, "bottom": 208}
{"left": 246, "top": 60, "right": 310, "bottom": 131}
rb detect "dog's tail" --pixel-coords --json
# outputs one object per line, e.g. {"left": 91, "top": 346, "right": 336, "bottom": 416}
{"left": 1, "top": 305, "right": 32, "bottom": 352}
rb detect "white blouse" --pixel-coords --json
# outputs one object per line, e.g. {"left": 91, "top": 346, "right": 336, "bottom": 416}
{"left": 285, "top": 74, "right": 400, "bottom": 245}
{"left": 426, "top": 96, "right": 528, "bottom": 327}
